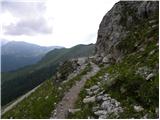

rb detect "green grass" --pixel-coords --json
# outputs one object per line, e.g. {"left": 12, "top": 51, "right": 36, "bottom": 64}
{"left": 2, "top": 63, "right": 92, "bottom": 119}
{"left": 2, "top": 79, "right": 60, "bottom": 119}
{"left": 105, "top": 50, "right": 158, "bottom": 118}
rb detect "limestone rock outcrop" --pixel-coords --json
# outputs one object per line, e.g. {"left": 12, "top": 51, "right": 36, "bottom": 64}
{"left": 95, "top": 1, "right": 158, "bottom": 63}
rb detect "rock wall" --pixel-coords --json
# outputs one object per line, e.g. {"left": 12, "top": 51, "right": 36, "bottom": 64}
{"left": 95, "top": 1, "right": 158, "bottom": 62}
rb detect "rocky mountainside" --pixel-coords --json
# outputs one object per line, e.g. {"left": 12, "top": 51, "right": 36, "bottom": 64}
{"left": 2, "top": 1, "right": 159, "bottom": 119}
{"left": 69, "top": 1, "right": 158, "bottom": 119}
{"left": 95, "top": 1, "right": 158, "bottom": 63}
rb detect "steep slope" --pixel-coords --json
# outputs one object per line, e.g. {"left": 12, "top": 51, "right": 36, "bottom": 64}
{"left": 69, "top": 1, "right": 159, "bottom": 119}
{"left": 1, "top": 1, "right": 158, "bottom": 119}
{"left": 95, "top": 1, "right": 158, "bottom": 62}
{"left": 1, "top": 41, "right": 62, "bottom": 72}
{"left": 2, "top": 58, "right": 93, "bottom": 118}
{"left": 2, "top": 44, "right": 95, "bottom": 106}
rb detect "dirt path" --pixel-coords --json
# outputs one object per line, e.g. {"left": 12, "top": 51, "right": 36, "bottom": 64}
{"left": 50, "top": 63, "right": 100, "bottom": 119}
{"left": 1, "top": 84, "right": 42, "bottom": 115}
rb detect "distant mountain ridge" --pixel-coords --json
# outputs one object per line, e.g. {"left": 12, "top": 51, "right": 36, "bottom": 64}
{"left": 1, "top": 40, "right": 63, "bottom": 72}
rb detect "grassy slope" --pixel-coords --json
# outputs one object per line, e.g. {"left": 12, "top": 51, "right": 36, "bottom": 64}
{"left": 2, "top": 63, "right": 92, "bottom": 118}
{"left": 69, "top": 13, "right": 159, "bottom": 119}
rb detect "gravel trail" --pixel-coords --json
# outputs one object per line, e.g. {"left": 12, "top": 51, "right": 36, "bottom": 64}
{"left": 50, "top": 63, "right": 100, "bottom": 119}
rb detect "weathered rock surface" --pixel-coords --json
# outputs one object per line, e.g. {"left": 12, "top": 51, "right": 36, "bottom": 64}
{"left": 83, "top": 79, "right": 123, "bottom": 118}
{"left": 90, "top": 85, "right": 99, "bottom": 90}
{"left": 95, "top": 1, "right": 158, "bottom": 63}
{"left": 94, "top": 94, "right": 123, "bottom": 118}
{"left": 83, "top": 96, "right": 96, "bottom": 103}
{"left": 94, "top": 110, "right": 107, "bottom": 116}
{"left": 134, "top": 105, "right": 144, "bottom": 112}
{"left": 146, "top": 73, "right": 154, "bottom": 80}
{"left": 68, "top": 108, "right": 81, "bottom": 114}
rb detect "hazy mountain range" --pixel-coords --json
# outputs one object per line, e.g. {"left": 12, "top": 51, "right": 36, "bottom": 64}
{"left": 1, "top": 40, "right": 63, "bottom": 72}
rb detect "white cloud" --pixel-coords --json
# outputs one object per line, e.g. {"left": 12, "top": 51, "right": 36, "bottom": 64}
{"left": 1, "top": 0, "right": 118, "bottom": 48}
{"left": 0, "top": 11, "right": 19, "bottom": 26}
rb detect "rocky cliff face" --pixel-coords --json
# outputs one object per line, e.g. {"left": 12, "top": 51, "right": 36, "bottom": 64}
{"left": 95, "top": 1, "right": 158, "bottom": 63}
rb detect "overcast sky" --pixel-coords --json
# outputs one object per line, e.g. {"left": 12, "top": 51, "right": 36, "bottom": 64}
{"left": 1, "top": 0, "right": 118, "bottom": 48}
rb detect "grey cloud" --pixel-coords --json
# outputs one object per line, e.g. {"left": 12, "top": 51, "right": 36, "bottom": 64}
{"left": 2, "top": 1, "right": 53, "bottom": 35}
{"left": 4, "top": 18, "right": 52, "bottom": 35}
{"left": 1, "top": 1, "right": 46, "bottom": 16}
